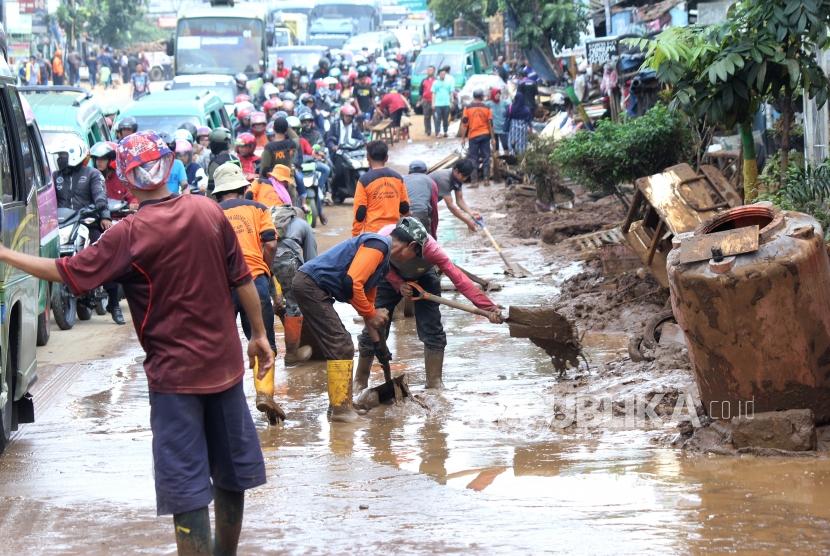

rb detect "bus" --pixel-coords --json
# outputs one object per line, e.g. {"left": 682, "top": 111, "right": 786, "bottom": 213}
{"left": 172, "top": 1, "right": 270, "bottom": 78}
{"left": 309, "top": 0, "right": 381, "bottom": 35}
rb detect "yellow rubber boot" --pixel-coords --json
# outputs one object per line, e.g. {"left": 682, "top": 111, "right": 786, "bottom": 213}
{"left": 254, "top": 356, "right": 286, "bottom": 424}
{"left": 327, "top": 359, "right": 360, "bottom": 423}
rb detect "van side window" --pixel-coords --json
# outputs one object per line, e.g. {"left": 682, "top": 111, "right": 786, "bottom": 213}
{"left": 219, "top": 109, "right": 231, "bottom": 129}
{"left": 100, "top": 118, "right": 112, "bottom": 141}
{"left": 0, "top": 99, "right": 15, "bottom": 204}
{"left": 6, "top": 91, "right": 33, "bottom": 202}
{"left": 28, "top": 129, "right": 48, "bottom": 192}
{"left": 474, "top": 50, "right": 489, "bottom": 74}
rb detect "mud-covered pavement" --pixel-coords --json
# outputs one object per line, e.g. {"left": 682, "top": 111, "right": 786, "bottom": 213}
{"left": 2, "top": 131, "right": 830, "bottom": 555}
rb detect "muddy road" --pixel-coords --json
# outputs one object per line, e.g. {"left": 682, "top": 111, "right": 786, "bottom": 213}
{"left": 1, "top": 132, "right": 830, "bottom": 555}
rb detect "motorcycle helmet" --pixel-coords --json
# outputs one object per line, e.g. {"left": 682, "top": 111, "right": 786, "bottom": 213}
{"left": 234, "top": 93, "right": 251, "bottom": 104}
{"left": 90, "top": 140, "right": 118, "bottom": 161}
{"left": 196, "top": 126, "right": 211, "bottom": 140}
{"left": 51, "top": 134, "right": 89, "bottom": 169}
{"left": 299, "top": 93, "right": 314, "bottom": 105}
{"left": 250, "top": 111, "right": 267, "bottom": 126}
{"left": 299, "top": 112, "right": 315, "bottom": 123}
{"left": 274, "top": 110, "right": 289, "bottom": 120}
{"left": 236, "top": 107, "right": 253, "bottom": 121}
{"left": 275, "top": 76, "right": 287, "bottom": 87}
{"left": 116, "top": 131, "right": 174, "bottom": 190}
{"left": 263, "top": 98, "right": 282, "bottom": 112}
{"left": 408, "top": 160, "right": 428, "bottom": 174}
{"left": 281, "top": 91, "right": 297, "bottom": 102}
{"left": 340, "top": 105, "right": 356, "bottom": 117}
{"left": 208, "top": 127, "right": 233, "bottom": 146}
{"left": 235, "top": 72, "right": 248, "bottom": 87}
{"left": 235, "top": 132, "right": 256, "bottom": 147}
{"left": 116, "top": 116, "right": 138, "bottom": 133}
{"left": 158, "top": 131, "right": 176, "bottom": 150}
{"left": 290, "top": 69, "right": 301, "bottom": 79}
{"left": 282, "top": 100, "right": 295, "bottom": 113}
{"left": 330, "top": 67, "right": 342, "bottom": 79}
{"left": 323, "top": 76, "right": 338, "bottom": 87}
{"left": 178, "top": 122, "right": 198, "bottom": 140}
{"left": 357, "top": 64, "right": 370, "bottom": 78}
{"left": 299, "top": 75, "right": 309, "bottom": 86}
{"left": 174, "top": 128, "right": 194, "bottom": 144}
{"left": 286, "top": 115, "right": 301, "bottom": 130}
{"left": 262, "top": 83, "right": 278, "bottom": 98}
{"left": 175, "top": 140, "right": 193, "bottom": 154}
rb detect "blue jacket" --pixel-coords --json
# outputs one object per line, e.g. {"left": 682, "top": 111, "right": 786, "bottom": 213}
{"left": 299, "top": 233, "right": 390, "bottom": 302}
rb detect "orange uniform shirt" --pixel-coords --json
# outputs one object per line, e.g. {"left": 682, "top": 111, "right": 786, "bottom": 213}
{"left": 352, "top": 167, "right": 410, "bottom": 237}
{"left": 219, "top": 198, "right": 277, "bottom": 278}
{"left": 463, "top": 103, "right": 492, "bottom": 139}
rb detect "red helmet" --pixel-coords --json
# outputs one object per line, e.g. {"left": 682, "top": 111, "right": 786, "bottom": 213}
{"left": 340, "top": 105, "right": 356, "bottom": 117}
{"left": 234, "top": 94, "right": 251, "bottom": 104}
{"left": 235, "top": 132, "right": 256, "bottom": 147}
{"left": 250, "top": 111, "right": 267, "bottom": 125}
{"left": 237, "top": 107, "right": 253, "bottom": 120}
{"left": 263, "top": 98, "right": 282, "bottom": 111}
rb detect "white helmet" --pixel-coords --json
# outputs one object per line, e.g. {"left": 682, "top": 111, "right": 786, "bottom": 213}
{"left": 50, "top": 134, "right": 89, "bottom": 167}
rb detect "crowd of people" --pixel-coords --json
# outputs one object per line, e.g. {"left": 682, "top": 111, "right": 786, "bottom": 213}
{"left": 17, "top": 45, "right": 155, "bottom": 90}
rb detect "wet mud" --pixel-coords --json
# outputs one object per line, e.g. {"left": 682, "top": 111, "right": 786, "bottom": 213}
{"left": 1, "top": 134, "right": 830, "bottom": 554}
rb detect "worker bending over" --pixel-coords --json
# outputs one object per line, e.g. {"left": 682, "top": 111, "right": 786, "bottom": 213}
{"left": 356, "top": 218, "right": 502, "bottom": 389}
{"left": 293, "top": 234, "right": 391, "bottom": 422}
{"left": 352, "top": 140, "right": 410, "bottom": 236}
{"left": 429, "top": 159, "right": 479, "bottom": 233}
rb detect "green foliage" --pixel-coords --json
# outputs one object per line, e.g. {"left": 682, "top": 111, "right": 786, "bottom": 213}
{"left": 632, "top": 0, "right": 830, "bottom": 128}
{"left": 429, "top": 0, "right": 487, "bottom": 33}
{"left": 759, "top": 162, "right": 830, "bottom": 239}
{"left": 757, "top": 149, "right": 804, "bottom": 194}
{"left": 550, "top": 105, "right": 692, "bottom": 195}
{"left": 505, "top": 0, "right": 588, "bottom": 51}
{"left": 57, "top": 0, "right": 148, "bottom": 48}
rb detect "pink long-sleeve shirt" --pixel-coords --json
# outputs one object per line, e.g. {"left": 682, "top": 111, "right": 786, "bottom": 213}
{"left": 378, "top": 224, "right": 498, "bottom": 311}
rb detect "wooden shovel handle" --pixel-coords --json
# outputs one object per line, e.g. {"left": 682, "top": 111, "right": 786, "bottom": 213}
{"left": 407, "top": 281, "right": 494, "bottom": 318}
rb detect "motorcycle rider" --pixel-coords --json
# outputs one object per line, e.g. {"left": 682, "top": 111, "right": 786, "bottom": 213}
{"left": 312, "top": 58, "right": 330, "bottom": 80}
{"left": 91, "top": 141, "right": 138, "bottom": 212}
{"left": 249, "top": 111, "right": 269, "bottom": 152}
{"left": 274, "top": 57, "right": 290, "bottom": 79}
{"left": 115, "top": 116, "right": 138, "bottom": 140}
{"left": 235, "top": 71, "right": 248, "bottom": 95}
{"left": 206, "top": 128, "right": 238, "bottom": 194}
{"left": 234, "top": 106, "right": 253, "bottom": 136}
{"left": 52, "top": 135, "right": 124, "bottom": 325}
{"left": 235, "top": 132, "right": 260, "bottom": 180}
{"left": 325, "top": 105, "right": 365, "bottom": 201}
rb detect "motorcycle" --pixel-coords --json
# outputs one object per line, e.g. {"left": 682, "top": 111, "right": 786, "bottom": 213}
{"left": 51, "top": 199, "right": 128, "bottom": 330}
{"left": 331, "top": 144, "right": 368, "bottom": 204}
{"left": 301, "top": 160, "right": 322, "bottom": 228}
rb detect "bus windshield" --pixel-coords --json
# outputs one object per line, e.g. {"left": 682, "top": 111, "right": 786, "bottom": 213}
{"left": 311, "top": 4, "right": 377, "bottom": 32}
{"left": 176, "top": 17, "right": 264, "bottom": 76}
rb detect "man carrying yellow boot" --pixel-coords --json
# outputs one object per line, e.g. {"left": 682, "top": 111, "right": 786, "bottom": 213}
{"left": 293, "top": 233, "right": 391, "bottom": 422}
{"left": 213, "top": 162, "right": 286, "bottom": 424}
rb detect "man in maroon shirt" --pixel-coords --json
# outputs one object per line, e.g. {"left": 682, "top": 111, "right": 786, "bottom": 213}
{"left": 378, "top": 89, "right": 409, "bottom": 130}
{"left": 0, "top": 131, "right": 273, "bottom": 555}
{"left": 419, "top": 65, "right": 436, "bottom": 136}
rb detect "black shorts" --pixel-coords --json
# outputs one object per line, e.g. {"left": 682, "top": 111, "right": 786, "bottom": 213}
{"left": 390, "top": 108, "right": 405, "bottom": 127}
{"left": 149, "top": 380, "right": 266, "bottom": 515}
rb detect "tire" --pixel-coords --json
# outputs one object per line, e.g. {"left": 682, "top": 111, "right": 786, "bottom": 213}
{"left": 52, "top": 284, "right": 77, "bottom": 330}
{"left": 77, "top": 300, "right": 92, "bottom": 321}
{"left": 95, "top": 289, "right": 108, "bottom": 316}
{"left": 0, "top": 348, "right": 11, "bottom": 455}
{"left": 642, "top": 310, "right": 676, "bottom": 350}
{"left": 305, "top": 197, "right": 319, "bottom": 228}
{"left": 149, "top": 67, "right": 163, "bottom": 81}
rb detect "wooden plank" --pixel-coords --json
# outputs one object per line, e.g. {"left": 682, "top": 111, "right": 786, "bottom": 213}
{"left": 676, "top": 225, "right": 759, "bottom": 264}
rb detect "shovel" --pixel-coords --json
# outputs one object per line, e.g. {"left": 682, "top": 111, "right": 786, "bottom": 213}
{"left": 406, "top": 282, "right": 582, "bottom": 373}
{"left": 475, "top": 217, "right": 530, "bottom": 278}
{"left": 365, "top": 327, "right": 407, "bottom": 404}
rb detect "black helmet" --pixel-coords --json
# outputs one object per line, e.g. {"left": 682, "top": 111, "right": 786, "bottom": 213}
{"left": 319, "top": 58, "right": 329, "bottom": 68}
{"left": 178, "top": 122, "right": 198, "bottom": 140}
{"left": 408, "top": 160, "right": 428, "bottom": 174}
{"left": 116, "top": 116, "right": 138, "bottom": 132}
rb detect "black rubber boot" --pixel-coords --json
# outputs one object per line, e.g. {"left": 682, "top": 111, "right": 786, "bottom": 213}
{"left": 213, "top": 487, "right": 244, "bottom": 556}
{"left": 173, "top": 507, "right": 212, "bottom": 555}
